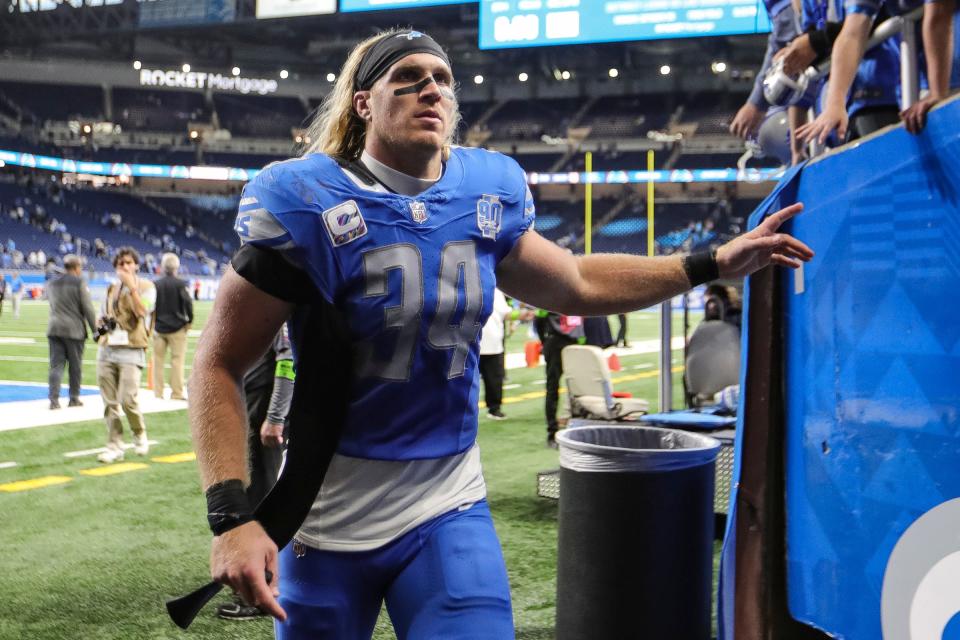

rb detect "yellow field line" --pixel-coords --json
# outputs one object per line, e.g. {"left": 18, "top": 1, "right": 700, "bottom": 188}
{"left": 0, "top": 475, "right": 72, "bottom": 493}
{"left": 152, "top": 452, "right": 196, "bottom": 464}
{"left": 490, "top": 366, "right": 684, "bottom": 407}
{"left": 79, "top": 463, "right": 150, "bottom": 477}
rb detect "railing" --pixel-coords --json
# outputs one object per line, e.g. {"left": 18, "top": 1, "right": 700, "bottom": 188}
{"left": 805, "top": 6, "right": 925, "bottom": 157}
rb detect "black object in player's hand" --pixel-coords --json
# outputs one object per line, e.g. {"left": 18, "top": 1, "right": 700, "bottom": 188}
{"left": 164, "top": 303, "right": 352, "bottom": 630}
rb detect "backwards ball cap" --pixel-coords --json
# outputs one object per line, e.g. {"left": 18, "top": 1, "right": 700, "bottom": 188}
{"left": 354, "top": 30, "right": 451, "bottom": 91}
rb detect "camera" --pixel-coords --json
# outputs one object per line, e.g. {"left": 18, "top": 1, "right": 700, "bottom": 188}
{"left": 95, "top": 317, "right": 118, "bottom": 339}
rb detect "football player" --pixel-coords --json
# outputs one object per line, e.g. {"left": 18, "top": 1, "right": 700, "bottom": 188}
{"left": 189, "top": 28, "right": 814, "bottom": 639}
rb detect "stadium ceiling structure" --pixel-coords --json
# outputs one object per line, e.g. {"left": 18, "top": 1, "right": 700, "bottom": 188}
{"left": 1, "top": 0, "right": 768, "bottom": 86}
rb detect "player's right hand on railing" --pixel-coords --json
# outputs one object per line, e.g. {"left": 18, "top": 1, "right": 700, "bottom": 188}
{"left": 210, "top": 520, "right": 286, "bottom": 621}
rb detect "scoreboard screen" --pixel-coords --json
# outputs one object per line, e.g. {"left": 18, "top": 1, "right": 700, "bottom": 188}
{"left": 479, "top": 0, "right": 770, "bottom": 49}
{"left": 340, "top": 0, "right": 471, "bottom": 12}
{"left": 257, "top": 0, "right": 336, "bottom": 18}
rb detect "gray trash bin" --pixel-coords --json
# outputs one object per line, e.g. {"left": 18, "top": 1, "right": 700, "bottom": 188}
{"left": 555, "top": 426, "right": 721, "bottom": 640}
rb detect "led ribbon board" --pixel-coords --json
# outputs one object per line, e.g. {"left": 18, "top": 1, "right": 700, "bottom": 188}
{"left": 340, "top": 0, "right": 470, "bottom": 12}
{"left": 0, "top": 148, "right": 782, "bottom": 183}
{"left": 479, "top": 0, "right": 771, "bottom": 49}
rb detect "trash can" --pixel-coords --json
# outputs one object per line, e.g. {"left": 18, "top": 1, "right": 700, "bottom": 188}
{"left": 555, "top": 426, "right": 721, "bottom": 640}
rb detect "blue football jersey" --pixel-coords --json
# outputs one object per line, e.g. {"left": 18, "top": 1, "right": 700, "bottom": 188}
{"left": 802, "top": 0, "right": 901, "bottom": 116}
{"left": 235, "top": 148, "right": 535, "bottom": 460}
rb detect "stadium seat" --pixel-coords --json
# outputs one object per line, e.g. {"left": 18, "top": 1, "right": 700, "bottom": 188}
{"left": 561, "top": 345, "right": 649, "bottom": 420}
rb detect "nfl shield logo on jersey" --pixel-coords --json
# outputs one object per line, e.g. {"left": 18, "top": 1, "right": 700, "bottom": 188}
{"left": 323, "top": 200, "right": 368, "bottom": 247}
{"left": 409, "top": 201, "right": 429, "bottom": 224}
{"left": 477, "top": 194, "right": 503, "bottom": 240}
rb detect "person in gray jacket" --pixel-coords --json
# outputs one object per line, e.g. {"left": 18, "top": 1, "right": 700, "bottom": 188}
{"left": 46, "top": 254, "right": 96, "bottom": 409}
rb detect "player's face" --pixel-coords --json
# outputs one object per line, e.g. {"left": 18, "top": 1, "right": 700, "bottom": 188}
{"left": 365, "top": 53, "right": 456, "bottom": 155}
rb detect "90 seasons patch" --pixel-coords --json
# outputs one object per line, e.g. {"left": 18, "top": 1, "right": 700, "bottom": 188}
{"left": 323, "top": 200, "right": 368, "bottom": 247}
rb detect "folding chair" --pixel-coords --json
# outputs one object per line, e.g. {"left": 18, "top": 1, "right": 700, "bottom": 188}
{"left": 561, "top": 345, "right": 649, "bottom": 420}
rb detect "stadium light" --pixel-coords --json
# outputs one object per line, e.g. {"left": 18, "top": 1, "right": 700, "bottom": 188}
{"left": 82, "top": 124, "right": 92, "bottom": 134}
{"left": 660, "top": 65, "right": 671, "bottom": 76}
{"left": 189, "top": 130, "right": 199, "bottom": 140}
{"left": 518, "top": 72, "right": 528, "bottom": 82}
{"left": 232, "top": 67, "right": 240, "bottom": 76}
{"left": 326, "top": 73, "right": 336, "bottom": 82}
{"left": 280, "top": 69, "right": 289, "bottom": 79}
{"left": 608, "top": 68, "right": 619, "bottom": 78}
{"left": 474, "top": 74, "right": 484, "bottom": 85}
{"left": 182, "top": 63, "right": 191, "bottom": 73}
{"left": 133, "top": 60, "right": 142, "bottom": 70}
{"left": 561, "top": 70, "right": 571, "bottom": 80}
{"left": 711, "top": 61, "right": 727, "bottom": 74}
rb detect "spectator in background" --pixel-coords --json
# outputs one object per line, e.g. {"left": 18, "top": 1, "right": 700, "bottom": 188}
{"left": 538, "top": 311, "right": 584, "bottom": 448}
{"left": 152, "top": 253, "right": 193, "bottom": 401}
{"left": 96, "top": 247, "right": 156, "bottom": 464}
{"left": 44, "top": 257, "right": 62, "bottom": 281}
{"left": 46, "top": 255, "right": 97, "bottom": 410}
{"left": 479, "top": 288, "right": 511, "bottom": 421}
{"left": 615, "top": 313, "right": 630, "bottom": 348}
{"left": 799, "top": 0, "right": 957, "bottom": 142}
{"left": 730, "top": 0, "right": 802, "bottom": 138}
{"left": 216, "top": 324, "right": 294, "bottom": 621}
{"left": 10, "top": 272, "right": 24, "bottom": 319}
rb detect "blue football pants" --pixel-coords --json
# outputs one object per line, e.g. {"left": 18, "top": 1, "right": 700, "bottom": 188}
{"left": 274, "top": 500, "right": 515, "bottom": 639}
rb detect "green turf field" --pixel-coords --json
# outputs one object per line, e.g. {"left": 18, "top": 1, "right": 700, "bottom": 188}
{"left": 0, "top": 300, "right": 711, "bottom": 639}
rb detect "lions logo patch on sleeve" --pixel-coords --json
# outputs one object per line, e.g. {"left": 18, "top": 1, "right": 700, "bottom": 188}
{"left": 323, "top": 200, "right": 368, "bottom": 247}
{"left": 477, "top": 194, "right": 503, "bottom": 240}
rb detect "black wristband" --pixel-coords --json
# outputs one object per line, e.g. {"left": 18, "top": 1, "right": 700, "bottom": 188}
{"left": 682, "top": 249, "right": 720, "bottom": 287}
{"left": 807, "top": 27, "right": 830, "bottom": 62}
{"left": 205, "top": 479, "right": 254, "bottom": 536}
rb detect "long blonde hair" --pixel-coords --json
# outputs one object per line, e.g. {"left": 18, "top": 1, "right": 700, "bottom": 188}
{"left": 302, "top": 28, "right": 460, "bottom": 161}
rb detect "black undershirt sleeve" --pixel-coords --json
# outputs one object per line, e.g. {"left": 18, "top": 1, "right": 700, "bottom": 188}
{"left": 807, "top": 22, "right": 844, "bottom": 64}
{"left": 231, "top": 244, "right": 316, "bottom": 305}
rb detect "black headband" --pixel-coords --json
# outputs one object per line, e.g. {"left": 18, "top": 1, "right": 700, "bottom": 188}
{"left": 354, "top": 30, "right": 451, "bottom": 91}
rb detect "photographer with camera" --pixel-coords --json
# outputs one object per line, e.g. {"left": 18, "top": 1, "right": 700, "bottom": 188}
{"left": 96, "top": 247, "right": 156, "bottom": 464}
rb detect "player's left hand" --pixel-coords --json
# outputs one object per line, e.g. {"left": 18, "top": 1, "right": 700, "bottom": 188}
{"left": 260, "top": 421, "right": 284, "bottom": 448}
{"left": 797, "top": 105, "right": 848, "bottom": 145}
{"left": 900, "top": 95, "right": 940, "bottom": 135}
{"left": 716, "top": 203, "right": 813, "bottom": 278}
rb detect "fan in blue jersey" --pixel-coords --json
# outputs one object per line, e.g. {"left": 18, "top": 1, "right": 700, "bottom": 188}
{"left": 798, "top": 0, "right": 957, "bottom": 141}
{"left": 781, "top": 0, "right": 901, "bottom": 160}
{"left": 188, "top": 28, "right": 815, "bottom": 640}
{"left": 731, "top": 0, "right": 803, "bottom": 139}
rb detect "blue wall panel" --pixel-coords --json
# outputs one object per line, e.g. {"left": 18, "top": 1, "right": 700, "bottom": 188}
{"left": 777, "top": 97, "right": 960, "bottom": 638}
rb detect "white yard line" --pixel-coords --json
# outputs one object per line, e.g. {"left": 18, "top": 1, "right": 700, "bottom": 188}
{"left": 0, "top": 395, "right": 187, "bottom": 432}
{"left": 0, "top": 461, "right": 17, "bottom": 470}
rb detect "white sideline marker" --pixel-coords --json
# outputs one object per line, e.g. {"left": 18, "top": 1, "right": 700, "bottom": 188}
{"left": 64, "top": 440, "right": 160, "bottom": 458}
{"left": 0, "top": 462, "right": 17, "bottom": 470}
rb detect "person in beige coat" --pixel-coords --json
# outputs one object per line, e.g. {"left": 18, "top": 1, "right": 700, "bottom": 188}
{"left": 96, "top": 247, "right": 156, "bottom": 463}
